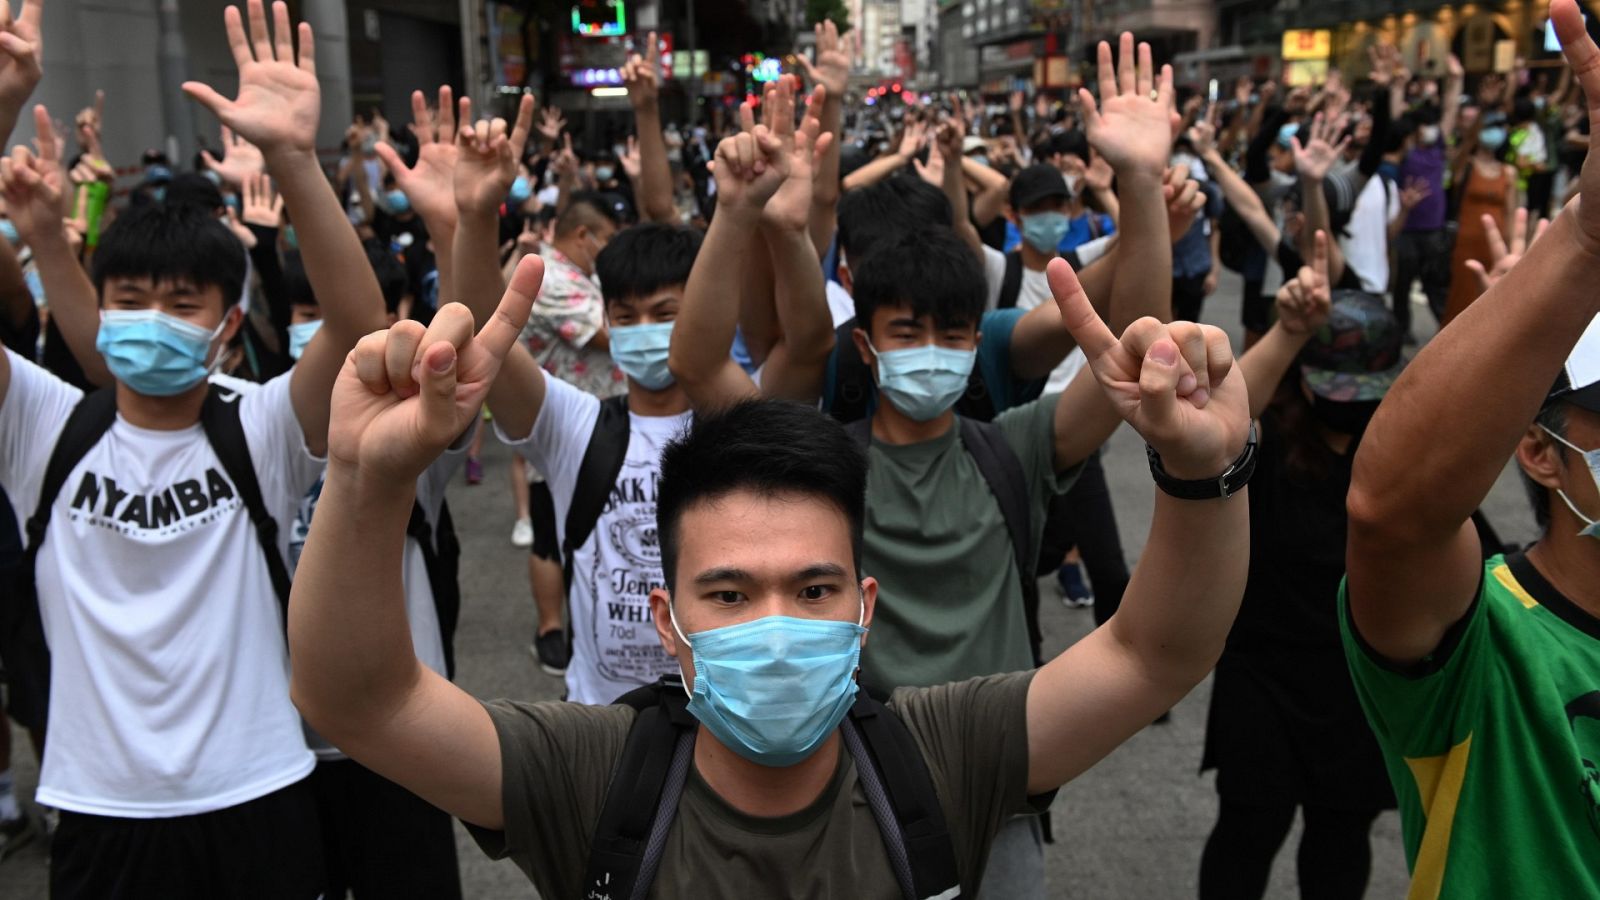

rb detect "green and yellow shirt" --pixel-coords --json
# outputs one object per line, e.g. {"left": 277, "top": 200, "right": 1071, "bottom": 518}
{"left": 1340, "top": 553, "right": 1600, "bottom": 899}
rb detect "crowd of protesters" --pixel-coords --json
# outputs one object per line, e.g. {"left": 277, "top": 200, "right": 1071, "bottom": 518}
{"left": 0, "top": 0, "right": 1599, "bottom": 897}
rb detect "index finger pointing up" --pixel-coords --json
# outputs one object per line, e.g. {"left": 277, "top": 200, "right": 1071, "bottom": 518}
{"left": 1048, "top": 257, "right": 1117, "bottom": 359}
{"left": 476, "top": 255, "right": 544, "bottom": 360}
{"left": 1554, "top": 0, "right": 1600, "bottom": 102}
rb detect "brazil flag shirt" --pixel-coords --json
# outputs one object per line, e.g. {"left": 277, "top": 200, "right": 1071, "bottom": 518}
{"left": 1340, "top": 553, "right": 1600, "bottom": 899}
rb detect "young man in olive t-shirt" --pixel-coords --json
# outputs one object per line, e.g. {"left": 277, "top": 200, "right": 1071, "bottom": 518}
{"left": 285, "top": 221, "right": 1254, "bottom": 897}
{"left": 1341, "top": 4, "right": 1600, "bottom": 895}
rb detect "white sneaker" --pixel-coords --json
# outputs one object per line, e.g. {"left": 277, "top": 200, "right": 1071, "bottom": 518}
{"left": 511, "top": 517, "right": 533, "bottom": 548}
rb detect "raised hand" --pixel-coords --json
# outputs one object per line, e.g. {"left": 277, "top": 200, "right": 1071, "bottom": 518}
{"left": 1290, "top": 112, "right": 1350, "bottom": 182}
{"left": 620, "top": 134, "right": 642, "bottom": 181}
{"left": 74, "top": 90, "right": 105, "bottom": 160}
{"left": 201, "top": 124, "right": 266, "bottom": 186}
{"left": 710, "top": 100, "right": 787, "bottom": 214}
{"left": 896, "top": 119, "right": 927, "bottom": 160}
{"left": 1163, "top": 164, "right": 1204, "bottom": 243}
{"left": 0, "top": 0, "right": 41, "bottom": 120}
{"left": 0, "top": 104, "right": 67, "bottom": 243}
{"left": 1185, "top": 112, "right": 1217, "bottom": 157}
{"left": 1465, "top": 208, "right": 1551, "bottom": 294}
{"left": 1085, "top": 151, "right": 1115, "bottom": 195}
{"left": 1399, "top": 176, "right": 1432, "bottom": 212}
{"left": 622, "top": 31, "right": 660, "bottom": 109}
{"left": 1049, "top": 255, "right": 1249, "bottom": 479}
{"left": 1275, "top": 230, "right": 1332, "bottom": 335}
{"left": 912, "top": 136, "right": 944, "bottom": 187}
{"left": 536, "top": 106, "right": 566, "bottom": 145}
{"left": 240, "top": 170, "right": 284, "bottom": 228}
{"left": 1552, "top": 0, "right": 1600, "bottom": 255}
{"left": 330, "top": 255, "right": 543, "bottom": 483}
{"left": 453, "top": 93, "right": 534, "bottom": 217}
{"left": 1079, "top": 32, "right": 1177, "bottom": 178}
{"left": 764, "top": 82, "right": 830, "bottom": 230}
{"left": 799, "top": 19, "right": 852, "bottom": 99}
{"left": 182, "top": 0, "right": 319, "bottom": 157}
{"left": 551, "top": 133, "right": 579, "bottom": 179}
{"left": 1010, "top": 89, "right": 1026, "bottom": 114}
{"left": 375, "top": 86, "right": 469, "bottom": 229}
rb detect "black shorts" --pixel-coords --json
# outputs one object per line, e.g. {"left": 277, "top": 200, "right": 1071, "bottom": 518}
{"left": 310, "top": 758, "right": 462, "bottom": 899}
{"left": 51, "top": 778, "right": 324, "bottom": 900}
{"left": 528, "top": 479, "right": 560, "bottom": 562}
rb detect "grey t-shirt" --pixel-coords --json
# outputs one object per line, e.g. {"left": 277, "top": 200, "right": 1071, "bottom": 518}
{"left": 468, "top": 671, "right": 1041, "bottom": 898}
{"left": 860, "top": 396, "right": 1080, "bottom": 692}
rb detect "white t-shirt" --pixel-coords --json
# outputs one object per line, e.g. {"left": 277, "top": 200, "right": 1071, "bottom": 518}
{"left": 0, "top": 352, "right": 321, "bottom": 817}
{"left": 1008, "top": 265, "right": 1088, "bottom": 394}
{"left": 288, "top": 436, "right": 469, "bottom": 760}
{"left": 1341, "top": 176, "right": 1401, "bottom": 294}
{"left": 824, "top": 279, "right": 857, "bottom": 328}
{"left": 498, "top": 373, "right": 691, "bottom": 704}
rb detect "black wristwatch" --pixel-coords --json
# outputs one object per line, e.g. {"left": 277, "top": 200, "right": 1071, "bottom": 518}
{"left": 1145, "top": 422, "right": 1258, "bottom": 500}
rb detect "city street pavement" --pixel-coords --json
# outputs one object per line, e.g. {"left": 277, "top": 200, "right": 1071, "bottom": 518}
{"left": 2, "top": 267, "right": 1539, "bottom": 897}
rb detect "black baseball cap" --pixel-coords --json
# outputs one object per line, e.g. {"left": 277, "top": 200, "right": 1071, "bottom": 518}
{"left": 1009, "top": 164, "right": 1071, "bottom": 211}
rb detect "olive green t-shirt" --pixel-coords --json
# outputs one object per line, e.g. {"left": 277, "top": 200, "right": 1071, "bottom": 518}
{"left": 1340, "top": 553, "right": 1600, "bottom": 899}
{"left": 860, "top": 396, "right": 1080, "bottom": 692}
{"left": 468, "top": 671, "right": 1040, "bottom": 899}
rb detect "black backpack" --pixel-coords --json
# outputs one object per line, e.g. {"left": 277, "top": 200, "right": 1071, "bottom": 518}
{"left": 844, "top": 417, "right": 1045, "bottom": 669}
{"left": 582, "top": 676, "right": 962, "bottom": 900}
{"left": 827, "top": 317, "right": 998, "bottom": 426}
{"left": 407, "top": 496, "right": 462, "bottom": 679}
{"left": 562, "top": 395, "right": 635, "bottom": 590}
{"left": 4, "top": 385, "right": 293, "bottom": 723}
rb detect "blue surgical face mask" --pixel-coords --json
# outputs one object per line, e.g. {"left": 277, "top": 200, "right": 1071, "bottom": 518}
{"left": 1479, "top": 126, "right": 1508, "bottom": 152}
{"left": 670, "top": 597, "right": 867, "bottom": 767}
{"left": 595, "top": 165, "right": 615, "bottom": 182}
{"left": 95, "top": 309, "right": 228, "bottom": 396}
{"left": 287, "top": 319, "right": 323, "bottom": 361}
{"left": 0, "top": 219, "right": 19, "bottom": 245}
{"left": 1543, "top": 425, "right": 1600, "bottom": 539}
{"left": 1020, "top": 211, "right": 1071, "bottom": 254}
{"left": 866, "top": 337, "right": 976, "bottom": 422}
{"left": 971, "top": 154, "right": 989, "bottom": 167}
{"left": 610, "top": 322, "right": 676, "bottom": 390}
{"left": 383, "top": 189, "right": 410, "bottom": 214}
{"left": 508, "top": 175, "right": 532, "bottom": 206}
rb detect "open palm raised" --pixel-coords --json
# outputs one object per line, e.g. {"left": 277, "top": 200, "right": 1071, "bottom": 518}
{"left": 182, "top": 0, "right": 320, "bottom": 156}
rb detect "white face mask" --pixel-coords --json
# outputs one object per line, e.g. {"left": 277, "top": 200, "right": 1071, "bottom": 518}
{"left": 1542, "top": 425, "right": 1600, "bottom": 539}
{"left": 1062, "top": 173, "right": 1082, "bottom": 196}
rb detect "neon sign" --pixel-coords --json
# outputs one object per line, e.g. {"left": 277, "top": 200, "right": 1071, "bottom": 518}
{"left": 572, "top": 0, "right": 625, "bottom": 37}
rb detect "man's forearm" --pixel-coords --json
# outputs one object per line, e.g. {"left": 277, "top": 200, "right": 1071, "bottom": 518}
{"left": 760, "top": 225, "right": 832, "bottom": 403}
{"left": 840, "top": 152, "right": 906, "bottom": 192}
{"left": 942, "top": 152, "right": 984, "bottom": 257}
{"left": 668, "top": 206, "right": 758, "bottom": 408}
{"left": 289, "top": 462, "right": 420, "bottom": 733}
{"left": 452, "top": 210, "right": 504, "bottom": 324}
{"left": 1110, "top": 170, "right": 1171, "bottom": 330}
{"left": 31, "top": 229, "right": 112, "bottom": 386}
{"left": 1352, "top": 209, "right": 1600, "bottom": 538}
{"left": 270, "top": 150, "right": 387, "bottom": 338}
{"left": 1239, "top": 323, "right": 1311, "bottom": 419}
{"left": 633, "top": 104, "right": 676, "bottom": 223}
{"left": 1008, "top": 247, "right": 1117, "bottom": 381}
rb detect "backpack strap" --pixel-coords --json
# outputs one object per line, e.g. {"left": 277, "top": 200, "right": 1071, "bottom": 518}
{"left": 957, "top": 417, "right": 1042, "bottom": 667}
{"left": 563, "top": 395, "right": 632, "bottom": 587}
{"left": 199, "top": 385, "right": 292, "bottom": 624}
{"left": 997, "top": 250, "right": 1024, "bottom": 310}
{"left": 584, "top": 676, "right": 698, "bottom": 900}
{"left": 846, "top": 693, "right": 962, "bottom": 900}
{"left": 24, "top": 388, "right": 119, "bottom": 557}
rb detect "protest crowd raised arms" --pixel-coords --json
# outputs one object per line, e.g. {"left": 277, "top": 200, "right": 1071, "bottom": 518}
{"left": 2, "top": 0, "right": 1600, "bottom": 896}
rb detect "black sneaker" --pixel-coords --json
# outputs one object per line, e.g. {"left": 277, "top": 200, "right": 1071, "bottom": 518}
{"left": 531, "top": 629, "right": 570, "bottom": 676}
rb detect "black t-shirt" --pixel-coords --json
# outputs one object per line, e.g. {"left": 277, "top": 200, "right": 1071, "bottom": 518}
{"left": 1228, "top": 410, "right": 1356, "bottom": 651}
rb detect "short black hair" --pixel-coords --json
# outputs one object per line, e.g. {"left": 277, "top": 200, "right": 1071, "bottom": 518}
{"left": 1523, "top": 401, "right": 1569, "bottom": 534}
{"left": 837, "top": 175, "right": 953, "bottom": 264}
{"left": 93, "top": 202, "right": 246, "bottom": 309}
{"left": 555, "top": 191, "right": 620, "bottom": 239}
{"left": 657, "top": 398, "right": 867, "bottom": 591}
{"left": 851, "top": 226, "right": 986, "bottom": 331}
{"left": 163, "top": 172, "right": 226, "bottom": 213}
{"left": 284, "top": 242, "right": 409, "bottom": 315}
{"left": 595, "top": 222, "right": 702, "bottom": 307}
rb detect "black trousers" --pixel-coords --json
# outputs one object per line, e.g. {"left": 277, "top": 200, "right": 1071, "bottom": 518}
{"left": 310, "top": 758, "right": 462, "bottom": 900}
{"left": 1173, "top": 272, "right": 1210, "bottom": 324}
{"left": 1037, "top": 451, "right": 1130, "bottom": 627}
{"left": 51, "top": 778, "right": 324, "bottom": 900}
{"left": 1392, "top": 228, "right": 1452, "bottom": 331}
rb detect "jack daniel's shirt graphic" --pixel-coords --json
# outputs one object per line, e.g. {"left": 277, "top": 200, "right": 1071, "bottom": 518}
{"left": 0, "top": 352, "right": 321, "bottom": 817}
{"left": 498, "top": 373, "right": 689, "bottom": 704}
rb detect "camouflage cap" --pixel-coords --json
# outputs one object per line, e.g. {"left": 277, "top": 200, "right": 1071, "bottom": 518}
{"left": 1299, "top": 290, "right": 1407, "bottom": 403}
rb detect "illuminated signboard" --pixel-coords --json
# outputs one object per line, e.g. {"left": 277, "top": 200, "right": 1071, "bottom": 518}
{"left": 571, "top": 67, "right": 624, "bottom": 87}
{"left": 1281, "top": 29, "right": 1331, "bottom": 61}
{"left": 572, "top": 0, "right": 625, "bottom": 37}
